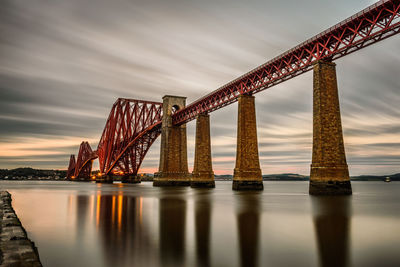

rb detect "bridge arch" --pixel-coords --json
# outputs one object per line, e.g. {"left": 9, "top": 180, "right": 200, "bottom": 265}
{"left": 171, "top": 104, "right": 180, "bottom": 114}
{"left": 68, "top": 0, "right": 400, "bottom": 191}
{"left": 96, "top": 98, "right": 163, "bottom": 179}
{"left": 72, "top": 141, "right": 96, "bottom": 180}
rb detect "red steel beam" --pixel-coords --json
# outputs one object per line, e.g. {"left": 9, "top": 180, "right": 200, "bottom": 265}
{"left": 173, "top": 0, "right": 400, "bottom": 125}
{"left": 66, "top": 154, "right": 76, "bottom": 180}
{"left": 74, "top": 141, "right": 96, "bottom": 179}
{"left": 105, "top": 122, "right": 161, "bottom": 175}
{"left": 96, "top": 98, "right": 163, "bottom": 176}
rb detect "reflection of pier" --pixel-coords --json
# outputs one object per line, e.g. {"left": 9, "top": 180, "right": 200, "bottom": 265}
{"left": 159, "top": 189, "right": 187, "bottom": 267}
{"left": 75, "top": 195, "right": 89, "bottom": 239}
{"left": 75, "top": 192, "right": 156, "bottom": 266}
{"left": 194, "top": 190, "right": 212, "bottom": 267}
{"left": 236, "top": 192, "right": 261, "bottom": 267}
{"left": 72, "top": 187, "right": 354, "bottom": 267}
{"left": 312, "top": 196, "right": 351, "bottom": 267}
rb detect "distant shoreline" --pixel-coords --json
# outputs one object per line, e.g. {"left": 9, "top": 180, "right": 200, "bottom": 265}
{"left": 1, "top": 168, "right": 399, "bottom": 182}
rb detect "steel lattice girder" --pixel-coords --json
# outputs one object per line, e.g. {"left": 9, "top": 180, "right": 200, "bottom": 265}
{"left": 97, "top": 98, "right": 163, "bottom": 176}
{"left": 172, "top": 0, "right": 400, "bottom": 125}
{"left": 74, "top": 141, "right": 96, "bottom": 179}
{"left": 66, "top": 154, "right": 76, "bottom": 179}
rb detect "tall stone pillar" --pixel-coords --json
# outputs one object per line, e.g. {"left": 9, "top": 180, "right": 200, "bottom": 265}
{"left": 310, "top": 60, "right": 352, "bottom": 195}
{"left": 154, "top": 95, "right": 190, "bottom": 186}
{"left": 191, "top": 113, "right": 215, "bottom": 188}
{"left": 233, "top": 94, "right": 263, "bottom": 190}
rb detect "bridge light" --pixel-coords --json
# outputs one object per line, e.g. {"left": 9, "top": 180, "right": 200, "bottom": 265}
{"left": 71, "top": 176, "right": 75, "bottom": 179}
{"left": 97, "top": 173, "right": 102, "bottom": 176}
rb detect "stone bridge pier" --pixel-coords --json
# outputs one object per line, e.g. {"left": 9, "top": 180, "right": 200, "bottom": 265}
{"left": 191, "top": 113, "right": 215, "bottom": 188}
{"left": 233, "top": 94, "right": 263, "bottom": 190}
{"left": 154, "top": 95, "right": 190, "bottom": 186}
{"left": 310, "top": 60, "right": 352, "bottom": 195}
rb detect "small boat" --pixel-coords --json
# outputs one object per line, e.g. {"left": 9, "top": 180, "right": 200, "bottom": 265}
{"left": 384, "top": 177, "right": 391, "bottom": 182}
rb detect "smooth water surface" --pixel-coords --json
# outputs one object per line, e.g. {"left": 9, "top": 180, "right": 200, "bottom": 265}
{"left": 0, "top": 181, "right": 399, "bottom": 267}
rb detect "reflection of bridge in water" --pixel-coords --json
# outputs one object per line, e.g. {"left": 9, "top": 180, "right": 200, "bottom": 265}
{"left": 68, "top": 1, "right": 400, "bottom": 195}
{"left": 312, "top": 196, "right": 351, "bottom": 267}
{"left": 72, "top": 187, "right": 351, "bottom": 267}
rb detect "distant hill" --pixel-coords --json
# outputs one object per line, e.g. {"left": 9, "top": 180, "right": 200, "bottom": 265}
{"left": 351, "top": 173, "right": 400, "bottom": 181}
{"left": 215, "top": 173, "right": 309, "bottom": 181}
{"left": 0, "top": 168, "right": 399, "bottom": 182}
{"left": 263, "top": 173, "right": 309, "bottom": 181}
{"left": 0, "top": 168, "right": 66, "bottom": 180}
{"left": 214, "top": 175, "right": 233, "bottom": 180}
{"left": 216, "top": 173, "right": 400, "bottom": 181}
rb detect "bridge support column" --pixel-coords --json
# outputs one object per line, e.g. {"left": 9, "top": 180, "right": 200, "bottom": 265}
{"left": 154, "top": 95, "right": 190, "bottom": 186}
{"left": 191, "top": 113, "right": 215, "bottom": 188}
{"left": 121, "top": 175, "right": 141, "bottom": 184}
{"left": 310, "top": 60, "right": 352, "bottom": 195}
{"left": 96, "top": 175, "right": 113, "bottom": 184}
{"left": 233, "top": 94, "right": 263, "bottom": 190}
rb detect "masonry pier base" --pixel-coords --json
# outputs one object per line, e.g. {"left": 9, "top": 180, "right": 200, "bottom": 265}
{"left": 309, "top": 60, "right": 352, "bottom": 195}
{"left": 191, "top": 113, "right": 215, "bottom": 188}
{"left": 232, "top": 180, "right": 263, "bottom": 191}
{"left": 121, "top": 175, "right": 141, "bottom": 184}
{"left": 153, "top": 95, "right": 190, "bottom": 186}
{"left": 96, "top": 175, "right": 113, "bottom": 184}
{"left": 309, "top": 180, "right": 352, "bottom": 195}
{"left": 232, "top": 94, "right": 263, "bottom": 191}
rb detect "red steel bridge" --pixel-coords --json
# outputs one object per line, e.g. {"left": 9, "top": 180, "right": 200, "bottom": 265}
{"left": 67, "top": 0, "right": 400, "bottom": 181}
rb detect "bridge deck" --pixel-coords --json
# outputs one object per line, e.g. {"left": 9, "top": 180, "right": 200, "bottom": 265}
{"left": 172, "top": 0, "right": 400, "bottom": 125}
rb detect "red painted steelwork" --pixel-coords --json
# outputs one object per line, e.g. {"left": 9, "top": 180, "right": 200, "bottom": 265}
{"left": 66, "top": 154, "right": 76, "bottom": 180}
{"left": 97, "top": 98, "right": 163, "bottom": 176}
{"left": 74, "top": 141, "right": 96, "bottom": 179}
{"left": 173, "top": 0, "right": 400, "bottom": 125}
{"left": 68, "top": 1, "right": 400, "bottom": 178}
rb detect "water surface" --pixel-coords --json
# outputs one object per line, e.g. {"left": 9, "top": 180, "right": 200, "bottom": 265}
{"left": 1, "top": 181, "right": 399, "bottom": 267}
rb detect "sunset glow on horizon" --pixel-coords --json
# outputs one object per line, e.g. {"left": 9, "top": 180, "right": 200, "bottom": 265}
{"left": 1, "top": 0, "right": 399, "bottom": 175}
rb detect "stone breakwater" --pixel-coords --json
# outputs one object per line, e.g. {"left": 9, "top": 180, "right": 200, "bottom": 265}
{"left": 0, "top": 191, "right": 42, "bottom": 266}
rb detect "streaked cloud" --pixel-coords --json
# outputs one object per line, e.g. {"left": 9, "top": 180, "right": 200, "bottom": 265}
{"left": 0, "top": 0, "right": 399, "bottom": 175}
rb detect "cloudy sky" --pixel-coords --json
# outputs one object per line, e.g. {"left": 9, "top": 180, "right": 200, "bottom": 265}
{"left": 0, "top": 0, "right": 399, "bottom": 175}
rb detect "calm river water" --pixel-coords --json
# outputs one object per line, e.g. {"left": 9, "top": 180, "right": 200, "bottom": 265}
{"left": 0, "top": 181, "right": 399, "bottom": 267}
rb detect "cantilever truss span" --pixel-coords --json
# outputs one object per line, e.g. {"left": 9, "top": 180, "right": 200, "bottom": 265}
{"left": 73, "top": 141, "right": 96, "bottom": 180}
{"left": 67, "top": 155, "right": 76, "bottom": 180}
{"left": 68, "top": 0, "right": 400, "bottom": 178}
{"left": 96, "top": 98, "right": 163, "bottom": 177}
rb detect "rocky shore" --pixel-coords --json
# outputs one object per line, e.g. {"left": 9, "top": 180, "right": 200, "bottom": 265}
{"left": 0, "top": 191, "right": 42, "bottom": 266}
